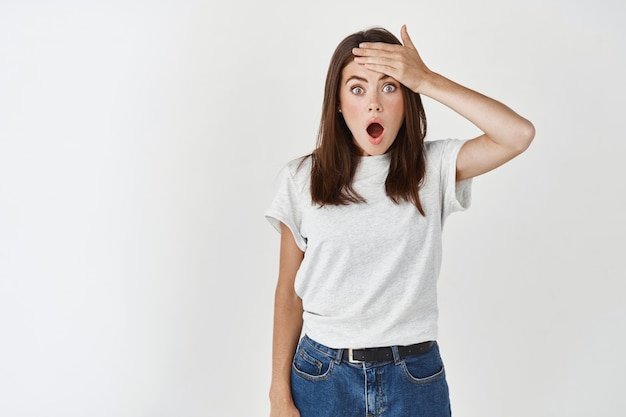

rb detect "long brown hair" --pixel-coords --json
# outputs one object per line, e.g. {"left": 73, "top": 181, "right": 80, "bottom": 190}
{"left": 309, "top": 27, "right": 428, "bottom": 215}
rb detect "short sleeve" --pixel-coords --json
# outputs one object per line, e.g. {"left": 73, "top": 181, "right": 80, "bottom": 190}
{"left": 439, "top": 139, "right": 472, "bottom": 222}
{"left": 264, "top": 161, "right": 308, "bottom": 252}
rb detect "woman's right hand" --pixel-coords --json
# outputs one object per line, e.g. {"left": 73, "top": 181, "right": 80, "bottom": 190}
{"left": 270, "top": 398, "right": 300, "bottom": 417}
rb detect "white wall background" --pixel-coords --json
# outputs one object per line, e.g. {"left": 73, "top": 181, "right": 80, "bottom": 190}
{"left": 1, "top": 0, "right": 624, "bottom": 416}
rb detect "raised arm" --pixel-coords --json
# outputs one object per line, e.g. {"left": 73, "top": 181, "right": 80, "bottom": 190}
{"left": 352, "top": 24, "right": 535, "bottom": 180}
{"left": 269, "top": 222, "right": 304, "bottom": 417}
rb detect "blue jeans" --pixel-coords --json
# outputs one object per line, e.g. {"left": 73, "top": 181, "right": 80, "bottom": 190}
{"left": 291, "top": 335, "right": 451, "bottom": 417}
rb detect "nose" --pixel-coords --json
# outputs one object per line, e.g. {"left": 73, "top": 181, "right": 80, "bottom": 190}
{"left": 368, "top": 94, "right": 382, "bottom": 112}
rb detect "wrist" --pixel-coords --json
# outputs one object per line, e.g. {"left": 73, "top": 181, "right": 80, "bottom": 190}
{"left": 269, "top": 383, "right": 293, "bottom": 404}
{"left": 414, "top": 70, "right": 443, "bottom": 95}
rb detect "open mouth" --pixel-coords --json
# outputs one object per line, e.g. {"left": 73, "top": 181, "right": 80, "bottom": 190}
{"left": 366, "top": 122, "right": 384, "bottom": 139}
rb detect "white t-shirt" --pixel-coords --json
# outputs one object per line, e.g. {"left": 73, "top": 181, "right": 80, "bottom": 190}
{"left": 265, "top": 139, "right": 472, "bottom": 348}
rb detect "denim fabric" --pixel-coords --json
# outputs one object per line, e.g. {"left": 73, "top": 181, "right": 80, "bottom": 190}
{"left": 291, "top": 335, "right": 451, "bottom": 417}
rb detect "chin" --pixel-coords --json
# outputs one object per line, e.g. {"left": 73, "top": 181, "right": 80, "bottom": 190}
{"left": 354, "top": 137, "right": 393, "bottom": 156}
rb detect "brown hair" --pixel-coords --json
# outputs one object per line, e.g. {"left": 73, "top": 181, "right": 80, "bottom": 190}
{"left": 308, "top": 27, "right": 428, "bottom": 215}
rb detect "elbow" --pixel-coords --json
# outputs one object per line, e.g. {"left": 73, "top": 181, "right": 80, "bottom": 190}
{"left": 511, "top": 119, "right": 535, "bottom": 155}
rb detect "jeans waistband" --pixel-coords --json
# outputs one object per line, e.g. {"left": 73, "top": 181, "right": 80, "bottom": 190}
{"left": 300, "top": 335, "right": 436, "bottom": 364}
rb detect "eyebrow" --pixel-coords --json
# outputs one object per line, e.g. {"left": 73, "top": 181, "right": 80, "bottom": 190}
{"left": 345, "top": 74, "right": 391, "bottom": 85}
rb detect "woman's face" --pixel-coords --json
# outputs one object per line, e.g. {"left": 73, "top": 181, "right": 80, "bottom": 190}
{"left": 338, "top": 60, "right": 405, "bottom": 156}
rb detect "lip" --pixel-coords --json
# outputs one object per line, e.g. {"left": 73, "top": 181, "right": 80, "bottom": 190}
{"left": 367, "top": 117, "right": 383, "bottom": 127}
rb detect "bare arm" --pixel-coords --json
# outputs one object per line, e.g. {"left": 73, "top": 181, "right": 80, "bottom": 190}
{"left": 353, "top": 24, "right": 535, "bottom": 180}
{"left": 269, "top": 222, "right": 304, "bottom": 417}
{"left": 413, "top": 71, "right": 535, "bottom": 181}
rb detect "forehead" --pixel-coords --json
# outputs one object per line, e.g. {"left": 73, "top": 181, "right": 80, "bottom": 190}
{"left": 341, "top": 61, "right": 384, "bottom": 84}
{"left": 340, "top": 61, "right": 393, "bottom": 84}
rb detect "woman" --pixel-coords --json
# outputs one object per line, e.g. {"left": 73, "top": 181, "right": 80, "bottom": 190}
{"left": 265, "top": 25, "right": 534, "bottom": 417}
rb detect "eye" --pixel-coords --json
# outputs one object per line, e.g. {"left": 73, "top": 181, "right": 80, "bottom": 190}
{"left": 382, "top": 84, "right": 396, "bottom": 93}
{"left": 351, "top": 86, "right": 364, "bottom": 95}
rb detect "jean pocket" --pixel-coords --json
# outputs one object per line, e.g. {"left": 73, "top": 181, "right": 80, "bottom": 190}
{"left": 401, "top": 347, "right": 446, "bottom": 384}
{"left": 292, "top": 341, "right": 334, "bottom": 382}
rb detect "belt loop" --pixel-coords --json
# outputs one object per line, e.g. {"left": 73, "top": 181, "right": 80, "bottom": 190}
{"left": 391, "top": 345, "right": 401, "bottom": 364}
{"left": 334, "top": 348, "right": 343, "bottom": 364}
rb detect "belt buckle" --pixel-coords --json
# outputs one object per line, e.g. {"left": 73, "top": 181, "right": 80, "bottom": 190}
{"left": 348, "top": 348, "right": 363, "bottom": 364}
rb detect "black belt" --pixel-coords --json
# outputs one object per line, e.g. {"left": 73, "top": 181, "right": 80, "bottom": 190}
{"left": 343, "top": 341, "right": 435, "bottom": 363}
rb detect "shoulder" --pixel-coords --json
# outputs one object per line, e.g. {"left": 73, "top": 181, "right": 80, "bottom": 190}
{"left": 423, "top": 139, "right": 468, "bottom": 177}
{"left": 276, "top": 155, "right": 313, "bottom": 193}
{"left": 424, "top": 139, "right": 466, "bottom": 158}
{"left": 283, "top": 155, "right": 312, "bottom": 179}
